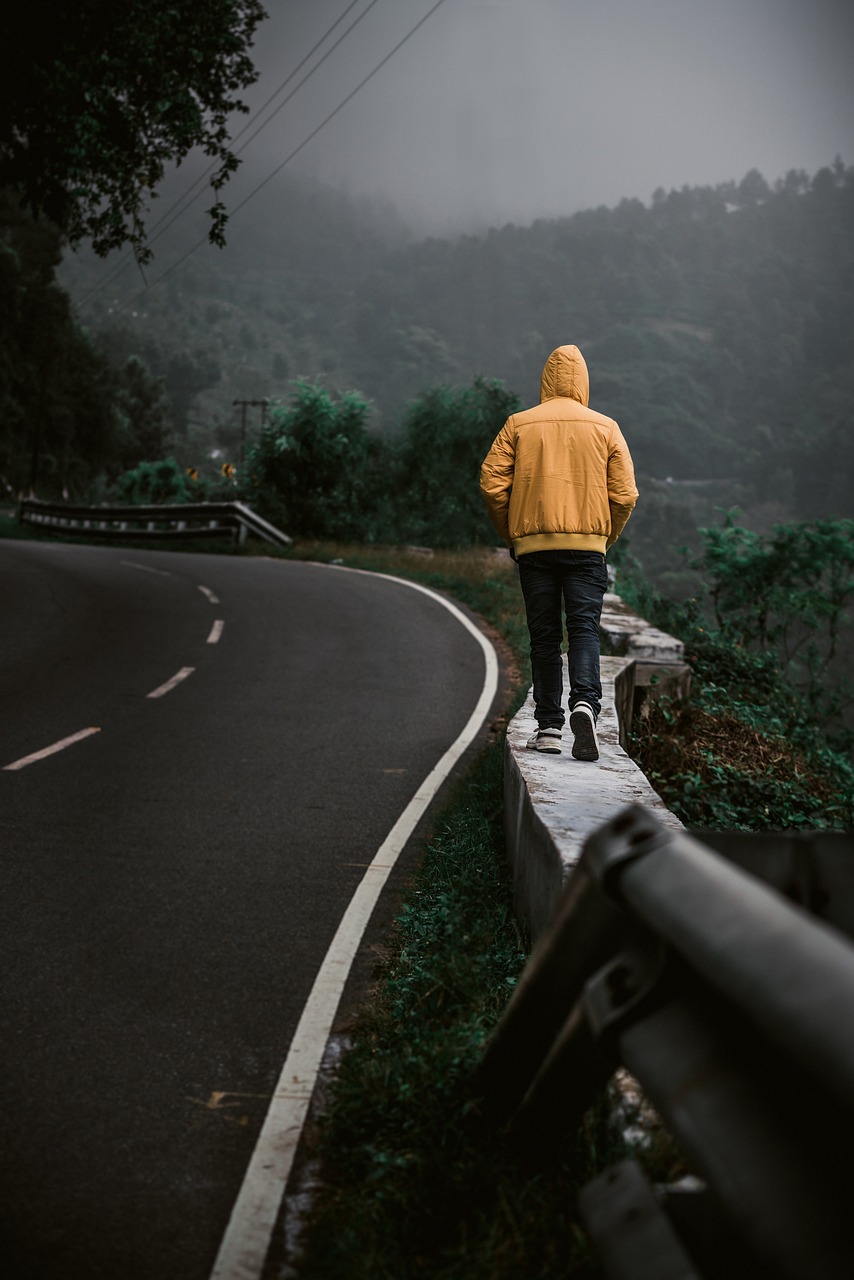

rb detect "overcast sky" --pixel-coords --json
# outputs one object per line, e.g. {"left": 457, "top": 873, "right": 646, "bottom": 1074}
{"left": 225, "top": 0, "right": 854, "bottom": 235}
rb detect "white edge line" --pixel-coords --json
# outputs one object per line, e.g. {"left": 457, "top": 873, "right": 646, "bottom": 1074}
{"left": 146, "top": 666, "right": 195, "bottom": 699}
{"left": 207, "top": 620, "right": 225, "bottom": 645}
{"left": 3, "top": 727, "right": 102, "bottom": 771}
{"left": 209, "top": 566, "right": 500, "bottom": 1280}
{"left": 199, "top": 585, "right": 220, "bottom": 604}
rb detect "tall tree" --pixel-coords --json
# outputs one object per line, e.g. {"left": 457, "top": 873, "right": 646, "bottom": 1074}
{"left": 0, "top": 0, "right": 266, "bottom": 260}
{"left": 0, "top": 188, "right": 117, "bottom": 496}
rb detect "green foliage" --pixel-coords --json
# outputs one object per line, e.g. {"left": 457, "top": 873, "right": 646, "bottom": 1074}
{"left": 113, "top": 355, "right": 170, "bottom": 469}
{"left": 6, "top": 154, "right": 851, "bottom": 568}
{"left": 389, "top": 376, "right": 521, "bottom": 546}
{"left": 633, "top": 676, "right": 854, "bottom": 832}
{"left": 321, "top": 161, "right": 853, "bottom": 503}
{"left": 113, "top": 457, "right": 194, "bottom": 505}
{"left": 692, "top": 511, "right": 854, "bottom": 746}
{"left": 0, "top": 0, "right": 266, "bottom": 259}
{"left": 91, "top": 322, "right": 221, "bottom": 442}
{"left": 0, "top": 189, "right": 119, "bottom": 496}
{"left": 237, "top": 375, "right": 518, "bottom": 547}
{"left": 162, "top": 347, "right": 222, "bottom": 436}
{"left": 616, "top": 527, "right": 854, "bottom": 829}
{"left": 56, "top": 160, "right": 854, "bottom": 555}
{"left": 242, "top": 381, "right": 376, "bottom": 541}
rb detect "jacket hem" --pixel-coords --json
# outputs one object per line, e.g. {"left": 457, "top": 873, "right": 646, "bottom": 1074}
{"left": 513, "top": 532, "right": 608, "bottom": 555}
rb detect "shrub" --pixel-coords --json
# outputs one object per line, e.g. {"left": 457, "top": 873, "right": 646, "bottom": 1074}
{"left": 112, "top": 457, "right": 194, "bottom": 504}
{"left": 241, "top": 381, "right": 376, "bottom": 541}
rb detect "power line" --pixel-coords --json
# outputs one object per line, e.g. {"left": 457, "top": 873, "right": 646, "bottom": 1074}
{"left": 116, "top": 0, "right": 450, "bottom": 314}
{"left": 78, "top": 0, "right": 373, "bottom": 305}
{"left": 76, "top": 0, "right": 377, "bottom": 307}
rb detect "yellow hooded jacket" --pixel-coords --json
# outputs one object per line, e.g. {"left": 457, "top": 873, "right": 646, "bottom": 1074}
{"left": 479, "top": 345, "right": 638, "bottom": 557}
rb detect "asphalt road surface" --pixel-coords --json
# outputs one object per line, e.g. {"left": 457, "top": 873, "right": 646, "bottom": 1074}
{"left": 0, "top": 540, "right": 498, "bottom": 1280}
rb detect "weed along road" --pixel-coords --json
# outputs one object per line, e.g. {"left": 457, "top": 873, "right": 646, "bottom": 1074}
{"left": 0, "top": 540, "right": 499, "bottom": 1280}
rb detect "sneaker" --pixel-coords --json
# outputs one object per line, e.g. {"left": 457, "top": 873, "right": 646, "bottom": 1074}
{"left": 526, "top": 727, "right": 562, "bottom": 754}
{"left": 569, "top": 703, "right": 599, "bottom": 761}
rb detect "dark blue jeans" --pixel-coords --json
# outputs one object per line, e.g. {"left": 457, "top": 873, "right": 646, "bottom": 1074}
{"left": 517, "top": 550, "right": 608, "bottom": 728}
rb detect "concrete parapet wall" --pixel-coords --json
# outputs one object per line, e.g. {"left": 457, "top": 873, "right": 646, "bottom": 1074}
{"left": 600, "top": 591, "right": 684, "bottom": 662}
{"left": 505, "top": 642, "right": 686, "bottom": 940}
{"left": 600, "top": 589, "right": 692, "bottom": 710}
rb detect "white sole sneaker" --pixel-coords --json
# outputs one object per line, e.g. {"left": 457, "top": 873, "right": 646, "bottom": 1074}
{"left": 570, "top": 703, "right": 599, "bottom": 761}
{"left": 526, "top": 727, "right": 562, "bottom": 754}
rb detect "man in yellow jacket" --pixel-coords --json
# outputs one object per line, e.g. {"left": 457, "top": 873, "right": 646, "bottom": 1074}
{"left": 480, "top": 345, "right": 638, "bottom": 761}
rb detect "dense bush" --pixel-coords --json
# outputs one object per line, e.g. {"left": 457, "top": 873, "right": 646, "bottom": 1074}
{"left": 617, "top": 514, "right": 854, "bottom": 828}
{"left": 387, "top": 377, "right": 520, "bottom": 546}
{"left": 692, "top": 512, "right": 854, "bottom": 749}
{"left": 234, "top": 375, "right": 518, "bottom": 547}
{"left": 113, "top": 457, "right": 196, "bottom": 505}
{"left": 240, "top": 381, "right": 378, "bottom": 542}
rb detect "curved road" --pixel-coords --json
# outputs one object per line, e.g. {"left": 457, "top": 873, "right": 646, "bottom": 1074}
{"left": 0, "top": 540, "right": 499, "bottom": 1280}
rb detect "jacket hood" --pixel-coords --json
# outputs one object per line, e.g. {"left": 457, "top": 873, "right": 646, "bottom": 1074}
{"left": 540, "top": 345, "right": 590, "bottom": 406}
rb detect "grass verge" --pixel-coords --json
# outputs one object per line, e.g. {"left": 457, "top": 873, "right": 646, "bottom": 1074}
{"left": 261, "top": 541, "right": 635, "bottom": 1278}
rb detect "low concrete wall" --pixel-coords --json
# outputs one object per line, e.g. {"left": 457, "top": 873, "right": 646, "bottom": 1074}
{"left": 505, "top": 598, "right": 687, "bottom": 939}
{"left": 600, "top": 589, "right": 692, "bottom": 713}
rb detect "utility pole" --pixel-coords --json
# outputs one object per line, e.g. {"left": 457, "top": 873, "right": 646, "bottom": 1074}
{"left": 233, "top": 399, "right": 269, "bottom": 466}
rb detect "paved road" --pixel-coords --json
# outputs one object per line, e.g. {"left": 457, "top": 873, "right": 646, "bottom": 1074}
{"left": 0, "top": 541, "right": 497, "bottom": 1280}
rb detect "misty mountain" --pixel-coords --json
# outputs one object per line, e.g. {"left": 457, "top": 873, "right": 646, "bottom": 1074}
{"left": 343, "top": 163, "right": 853, "bottom": 509}
{"left": 62, "top": 162, "right": 853, "bottom": 531}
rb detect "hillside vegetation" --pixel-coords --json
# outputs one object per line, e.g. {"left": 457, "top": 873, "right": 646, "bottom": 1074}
{"left": 4, "top": 159, "right": 853, "bottom": 587}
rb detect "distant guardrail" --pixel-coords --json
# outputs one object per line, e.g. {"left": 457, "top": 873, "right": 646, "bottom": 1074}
{"left": 477, "top": 805, "right": 854, "bottom": 1280}
{"left": 18, "top": 498, "right": 292, "bottom": 549}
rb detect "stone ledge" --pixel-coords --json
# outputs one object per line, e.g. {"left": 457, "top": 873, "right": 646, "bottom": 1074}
{"left": 600, "top": 591, "right": 685, "bottom": 662}
{"left": 601, "top": 588, "right": 692, "bottom": 718}
{"left": 505, "top": 653, "right": 684, "bottom": 940}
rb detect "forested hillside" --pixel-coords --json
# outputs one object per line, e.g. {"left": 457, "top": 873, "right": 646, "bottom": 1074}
{"left": 0, "top": 187, "right": 157, "bottom": 502}
{"left": 6, "top": 159, "right": 853, "bottom": 583}
{"left": 337, "top": 161, "right": 853, "bottom": 533}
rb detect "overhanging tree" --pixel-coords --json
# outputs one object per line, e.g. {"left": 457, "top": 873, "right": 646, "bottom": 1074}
{"left": 0, "top": 0, "right": 266, "bottom": 260}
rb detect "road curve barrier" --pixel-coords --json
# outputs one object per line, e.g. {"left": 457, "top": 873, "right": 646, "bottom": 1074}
{"left": 503, "top": 648, "right": 685, "bottom": 940}
{"left": 17, "top": 497, "right": 292, "bottom": 549}
{"left": 477, "top": 805, "right": 854, "bottom": 1280}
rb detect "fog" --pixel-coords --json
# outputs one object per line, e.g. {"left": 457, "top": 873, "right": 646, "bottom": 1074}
{"left": 223, "top": 0, "right": 854, "bottom": 236}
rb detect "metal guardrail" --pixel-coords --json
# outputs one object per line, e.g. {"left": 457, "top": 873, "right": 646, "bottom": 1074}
{"left": 477, "top": 805, "right": 854, "bottom": 1280}
{"left": 18, "top": 498, "right": 292, "bottom": 548}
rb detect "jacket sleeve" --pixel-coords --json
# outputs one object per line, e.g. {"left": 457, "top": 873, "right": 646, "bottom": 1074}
{"left": 479, "top": 421, "right": 517, "bottom": 544}
{"left": 606, "top": 426, "right": 639, "bottom": 550}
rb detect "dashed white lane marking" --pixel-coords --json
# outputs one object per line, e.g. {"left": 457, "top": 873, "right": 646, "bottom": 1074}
{"left": 122, "top": 561, "right": 173, "bottom": 578}
{"left": 199, "top": 585, "right": 220, "bottom": 604}
{"left": 146, "top": 667, "right": 195, "bottom": 699}
{"left": 207, "top": 620, "right": 225, "bottom": 645}
{"left": 209, "top": 567, "right": 499, "bottom": 1280}
{"left": 3, "top": 727, "right": 102, "bottom": 771}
